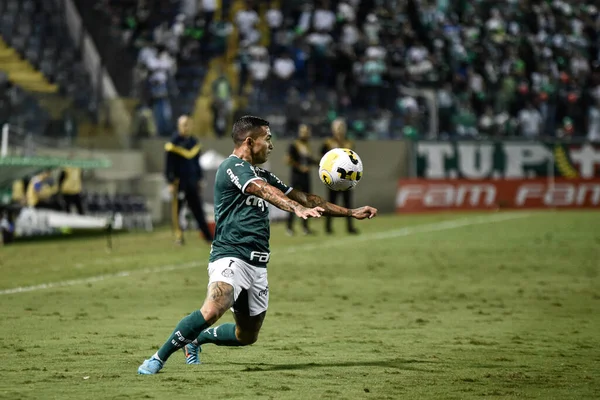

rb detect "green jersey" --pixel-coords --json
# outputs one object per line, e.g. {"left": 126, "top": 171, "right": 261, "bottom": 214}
{"left": 209, "top": 155, "right": 291, "bottom": 268}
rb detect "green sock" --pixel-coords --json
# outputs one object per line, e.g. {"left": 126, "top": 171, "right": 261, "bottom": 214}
{"left": 157, "top": 310, "right": 209, "bottom": 361}
{"left": 194, "top": 323, "right": 243, "bottom": 347}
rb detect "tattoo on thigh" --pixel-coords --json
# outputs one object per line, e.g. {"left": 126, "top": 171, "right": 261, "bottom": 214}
{"left": 207, "top": 282, "right": 234, "bottom": 308}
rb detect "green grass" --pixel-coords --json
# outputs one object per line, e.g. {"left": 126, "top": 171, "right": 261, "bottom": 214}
{"left": 0, "top": 211, "right": 599, "bottom": 399}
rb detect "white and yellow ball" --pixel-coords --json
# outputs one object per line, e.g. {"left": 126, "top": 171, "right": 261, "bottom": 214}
{"left": 318, "top": 148, "right": 363, "bottom": 191}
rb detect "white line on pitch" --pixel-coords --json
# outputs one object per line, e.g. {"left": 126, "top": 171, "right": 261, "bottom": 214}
{"left": 0, "top": 262, "right": 199, "bottom": 295}
{"left": 0, "top": 212, "right": 530, "bottom": 296}
{"left": 281, "top": 212, "right": 531, "bottom": 254}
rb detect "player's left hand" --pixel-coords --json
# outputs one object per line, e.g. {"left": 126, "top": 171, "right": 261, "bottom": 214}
{"left": 351, "top": 206, "right": 378, "bottom": 220}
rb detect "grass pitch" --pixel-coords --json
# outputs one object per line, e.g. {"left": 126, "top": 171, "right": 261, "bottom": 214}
{"left": 0, "top": 211, "right": 599, "bottom": 400}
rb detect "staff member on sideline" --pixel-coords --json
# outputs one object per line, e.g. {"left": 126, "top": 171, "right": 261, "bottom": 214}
{"left": 59, "top": 165, "right": 84, "bottom": 214}
{"left": 286, "top": 124, "right": 316, "bottom": 235}
{"left": 26, "top": 169, "right": 61, "bottom": 210}
{"left": 165, "top": 115, "right": 214, "bottom": 245}
{"left": 321, "top": 119, "right": 358, "bottom": 235}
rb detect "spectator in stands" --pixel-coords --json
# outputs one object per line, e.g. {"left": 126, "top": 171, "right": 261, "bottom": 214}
{"left": 285, "top": 88, "right": 302, "bottom": 136}
{"left": 312, "top": 0, "right": 336, "bottom": 33}
{"left": 289, "top": 38, "right": 310, "bottom": 93}
{"left": 266, "top": 1, "right": 283, "bottom": 53}
{"left": 196, "top": 0, "right": 218, "bottom": 52}
{"left": 306, "top": 26, "right": 334, "bottom": 87}
{"left": 26, "top": 169, "right": 61, "bottom": 210}
{"left": 372, "top": 109, "right": 393, "bottom": 139}
{"left": 301, "top": 90, "right": 326, "bottom": 130}
{"left": 181, "top": 0, "right": 199, "bottom": 20}
{"left": 165, "top": 115, "right": 213, "bottom": 245}
{"left": 518, "top": 102, "right": 544, "bottom": 138}
{"left": 236, "top": 43, "right": 252, "bottom": 96}
{"left": 363, "top": 49, "right": 387, "bottom": 112}
{"left": 132, "top": 102, "right": 158, "bottom": 140}
{"left": 588, "top": 98, "right": 600, "bottom": 142}
{"left": 271, "top": 52, "right": 296, "bottom": 101}
{"left": 201, "top": 0, "right": 217, "bottom": 28}
{"left": 248, "top": 46, "right": 270, "bottom": 107}
{"left": 211, "top": 69, "right": 233, "bottom": 138}
{"left": 235, "top": 1, "right": 260, "bottom": 47}
{"left": 59, "top": 164, "right": 84, "bottom": 215}
{"left": 145, "top": 45, "right": 176, "bottom": 136}
{"left": 453, "top": 101, "right": 478, "bottom": 138}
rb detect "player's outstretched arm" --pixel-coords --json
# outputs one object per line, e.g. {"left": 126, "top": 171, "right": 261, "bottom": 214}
{"left": 246, "top": 180, "right": 324, "bottom": 220}
{"left": 287, "top": 189, "right": 378, "bottom": 220}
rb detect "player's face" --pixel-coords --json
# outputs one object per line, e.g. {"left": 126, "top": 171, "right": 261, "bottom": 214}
{"left": 251, "top": 127, "right": 273, "bottom": 164}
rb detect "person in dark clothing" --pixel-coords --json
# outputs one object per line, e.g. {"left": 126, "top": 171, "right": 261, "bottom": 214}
{"left": 321, "top": 119, "right": 358, "bottom": 235}
{"left": 286, "top": 124, "right": 316, "bottom": 235}
{"left": 58, "top": 166, "right": 85, "bottom": 215}
{"left": 165, "top": 115, "right": 214, "bottom": 244}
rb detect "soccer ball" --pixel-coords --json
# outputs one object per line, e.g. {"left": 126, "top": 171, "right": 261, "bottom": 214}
{"left": 319, "top": 148, "right": 363, "bottom": 191}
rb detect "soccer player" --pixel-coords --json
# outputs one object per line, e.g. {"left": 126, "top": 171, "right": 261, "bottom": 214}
{"left": 137, "top": 116, "right": 378, "bottom": 374}
{"left": 165, "top": 115, "right": 214, "bottom": 244}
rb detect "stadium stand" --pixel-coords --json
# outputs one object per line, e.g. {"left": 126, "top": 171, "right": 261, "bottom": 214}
{"left": 0, "top": 0, "right": 100, "bottom": 139}
{"left": 225, "top": 0, "right": 600, "bottom": 140}
{"left": 74, "top": 0, "right": 596, "bottom": 141}
{"left": 72, "top": 0, "right": 228, "bottom": 136}
{"left": 1, "top": 0, "right": 598, "bottom": 142}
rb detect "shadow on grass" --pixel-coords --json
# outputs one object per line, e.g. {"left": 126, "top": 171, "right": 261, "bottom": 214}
{"left": 227, "top": 358, "right": 440, "bottom": 373}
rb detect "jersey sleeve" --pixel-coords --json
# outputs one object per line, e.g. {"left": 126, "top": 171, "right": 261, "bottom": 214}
{"left": 223, "top": 158, "right": 262, "bottom": 193}
{"left": 265, "top": 171, "right": 292, "bottom": 195}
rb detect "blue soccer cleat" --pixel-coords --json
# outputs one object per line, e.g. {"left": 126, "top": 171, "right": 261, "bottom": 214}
{"left": 137, "top": 356, "right": 164, "bottom": 375}
{"left": 184, "top": 342, "right": 201, "bottom": 365}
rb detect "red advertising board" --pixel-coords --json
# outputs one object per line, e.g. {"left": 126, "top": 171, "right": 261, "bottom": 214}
{"left": 396, "top": 179, "right": 600, "bottom": 212}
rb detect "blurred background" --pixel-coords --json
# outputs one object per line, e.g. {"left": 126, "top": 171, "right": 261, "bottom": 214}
{"left": 1, "top": 0, "right": 599, "bottom": 242}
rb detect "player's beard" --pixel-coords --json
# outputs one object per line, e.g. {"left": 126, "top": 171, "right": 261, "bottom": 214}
{"left": 255, "top": 148, "right": 269, "bottom": 164}
{"left": 261, "top": 150, "right": 270, "bottom": 164}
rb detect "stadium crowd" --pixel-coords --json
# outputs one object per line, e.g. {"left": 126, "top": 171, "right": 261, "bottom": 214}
{"left": 230, "top": 0, "right": 600, "bottom": 140}
{"left": 11, "top": 0, "right": 597, "bottom": 141}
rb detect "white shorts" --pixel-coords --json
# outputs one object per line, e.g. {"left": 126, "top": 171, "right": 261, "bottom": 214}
{"left": 207, "top": 257, "right": 269, "bottom": 317}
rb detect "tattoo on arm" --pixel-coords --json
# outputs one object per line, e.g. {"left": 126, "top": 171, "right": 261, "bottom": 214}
{"left": 246, "top": 180, "right": 303, "bottom": 213}
{"left": 289, "top": 190, "right": 352, "bottom": 217}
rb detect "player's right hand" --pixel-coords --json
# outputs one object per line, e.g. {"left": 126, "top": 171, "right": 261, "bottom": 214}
{"left": 168, "top": 184, "right": 175, "bottom": 195}
{"left": 296, "top": 206, "right": 324, "bottom": 220}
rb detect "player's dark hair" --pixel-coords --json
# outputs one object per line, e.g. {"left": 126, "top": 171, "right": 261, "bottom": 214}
{"left": 231, "top": 115, "right": 270, "bottom": 146}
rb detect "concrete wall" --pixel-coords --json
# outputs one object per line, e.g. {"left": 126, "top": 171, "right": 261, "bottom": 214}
{"left": 38, "top": 148, "right": 145, "bottom": 181}
{"left": 141, "top": 138, "right": 411, "bottom": 215}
